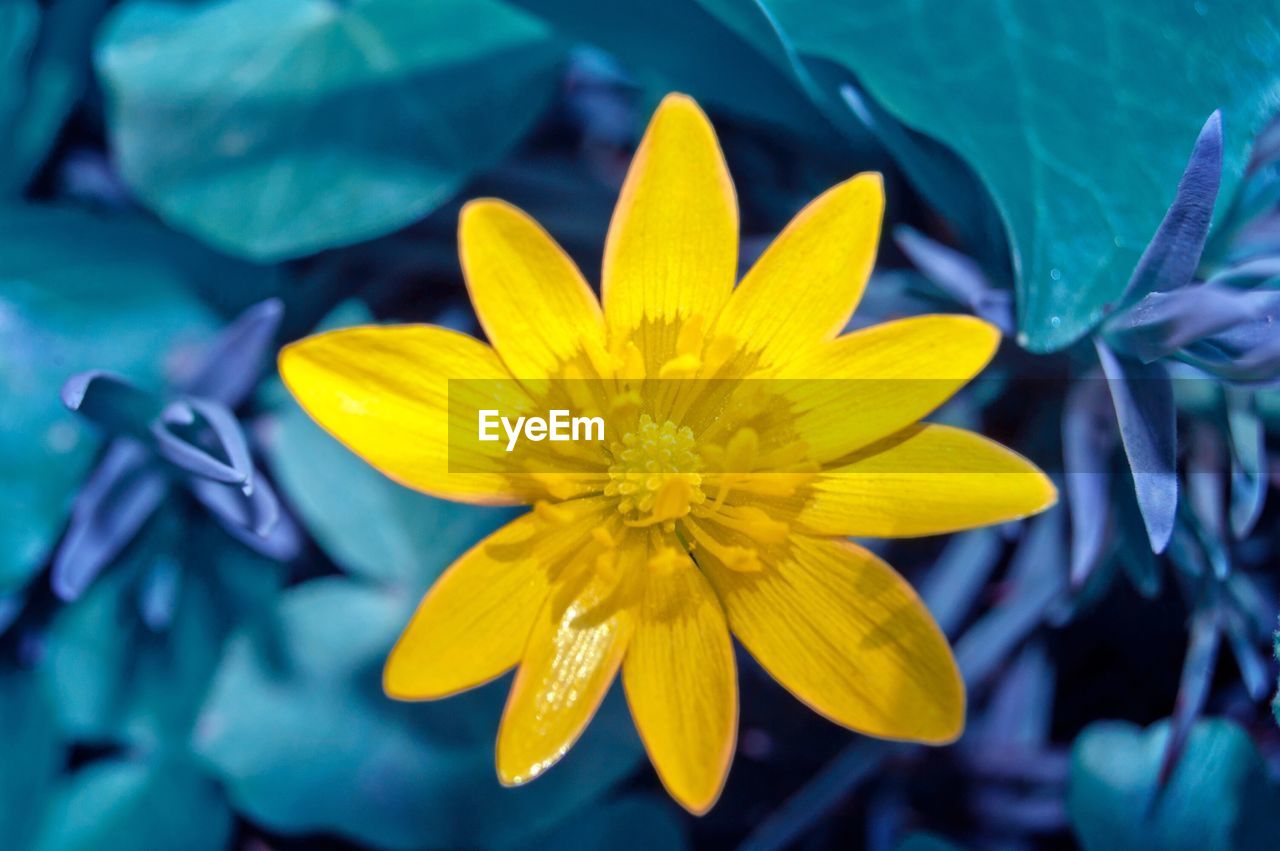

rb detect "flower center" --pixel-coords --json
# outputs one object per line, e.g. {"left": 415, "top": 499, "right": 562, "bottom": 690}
{"left": 604, "top": 414, "right": 705, "bottom": 527}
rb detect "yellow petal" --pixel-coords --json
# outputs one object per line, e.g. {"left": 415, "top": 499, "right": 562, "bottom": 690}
{"left": 701, "top": 534, "right": 963, "bottom": 743}
{"left": 460, "top": 199, "right": 606, "bottom": 379}
{"left": 795, "top": 424, "right": 1057, "bottom": 537}
{"left": 772, "top": 315, "right": 1000, "bottom": 464}
{"left": 623, "top": 558, "right": 737, "bottom": 815}
{"left": 603, "top": 94, "right": 737, "bottom": 349}
{"left": 496, "top": 569, "right": 635, "bottom": 785}
{"left": 279, "top": 325, "right": 530, "bottom": 504}
{"left": 715, "top": 173, "right": 883, "bottom": 366}
{"left": 384, "top": 513, "right": 552, "bottom": 700}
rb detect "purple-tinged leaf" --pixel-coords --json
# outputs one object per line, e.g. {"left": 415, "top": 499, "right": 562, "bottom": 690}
{"left": 894, "top": 225, "right": 1015, "bottom": 334}
{"left": 918, "top": 528, "right": 1004, "bottom": 636}
{"left": 1159, "top": 610, "right": 1220, "bottom": 786}
{"left": 51, "top": 439, "right": 169, "bottom": 601}
{"left": 151, "top": 400, "right": 251, "bottom": 489}
{"left": 182, "top": 298, "right": 284, "bottom": 407}
{"left": 188, "top": 474, "right": 300, "bottom": 562}
{"left": 1096, "top": 341, "right": 1178, "bottom": 552}
{"left": 1106, "top": 285, "right": 1277, "bottom": 363}
{"left": 61, "top": 370, "right": 164, "bottom": 440}
{"left": 137, "top": 556, "right": 181, "bottom": 632}
{"left": 1118, "top": 111, "right": 1223, "bottom": 307}
{"left": 1205, "top": 255, "right": 1280, "bottom": 287}
{"left": 1180, "top": 313, "right": 1280, "bottom": 383}
{"left": 1062, "top": 374, "right": 1117, "bottom": 588}
{"left": 983, "top": 642, "right": 1054, "bottom": 748}
{"left": 1225, "top": 390, "right": 1266, "bottom": 538}
{"left": 1185, "top": 422, "right": 1230, "bottom": 579}
{"left": 956, "top": 510, "right": 1066, "bottom": 688}
{"left": 1221, "top": 609, "right": 1270, "bottom": 701}
{"left": 1114, "top": 481, "right": 1162, "bottom": 598}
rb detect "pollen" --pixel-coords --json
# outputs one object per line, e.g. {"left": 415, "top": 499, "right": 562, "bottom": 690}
{"left": 605, "top": 414, "right": 705, "bottom": 525}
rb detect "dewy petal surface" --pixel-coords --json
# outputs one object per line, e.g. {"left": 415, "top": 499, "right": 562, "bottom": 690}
{"left": 772, "top": 314, "right": 1001, "bottom": 463}
{"left": 623, "top": 558, "right": 737, "bottom": 815}
{"left": 715, "top": 173, "right": 884, "bottom": 366}
{"left": 496, "top": 568, "right": 635, "bottom": 786}
{"left": 603, "top": 93, "right": 737, "bottom": 348}
{"left": 793, "top": 424, "right": 1058, "bottom": 537}
{"left": 384, "top": 513, "right": 555, "bottom": 700}
{"left": 279, "top": 325, "right": 529, "bottom": 504}
{"left": 460, "top": 199, "right": 605, "bottom": 379}
{"left": 701, "top": 535, "right": 963, "bottom": 743}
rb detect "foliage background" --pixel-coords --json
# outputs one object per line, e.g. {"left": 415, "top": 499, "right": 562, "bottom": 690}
{"left": 4, "top": 1, "right": 1280, "bottom": 849}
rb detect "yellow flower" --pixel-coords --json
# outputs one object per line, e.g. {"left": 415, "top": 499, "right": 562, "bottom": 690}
{"left": 279, "top": 93, "right": 1056, "bottom": 815}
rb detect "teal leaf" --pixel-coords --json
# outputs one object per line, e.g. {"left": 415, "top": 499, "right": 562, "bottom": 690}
{"left": 0, "top": 208, "right": 216, "bottom": 593}
{"left": 41, "top": 513, "right": 282, "bottom": 747}
{"left": 522, "top": 795, "right": 688, "bottom": 850}
{"left": 194, "top": 577, "right": 644, "bottom": 851}
{"left": 263, "top": 302, "right": 514, "bottom": 591}
{"left": 31, "top": 751, "right": 232, "bottom": 851}
{"left": 895, "top": 833, "right": 965, "bottom": 851}
{"left": 0, "top": 669, "right": 63, "bottom": 850}
{"left": 1068, "top": 718, "right": 1280, "bottom": 851}
{"left": 96, "top": 0, "right": 563, "bottom": 260}
{"left": 760, "top": 0, "right": 1280, "bottom": 351}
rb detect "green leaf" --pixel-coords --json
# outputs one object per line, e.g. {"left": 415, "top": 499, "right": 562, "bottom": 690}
{"left": 31, "top": 751, "right": 232, "bottom": 851}
{"left": 0, "top": 2, "right": 40, "bottom": 151}
{"left": 1068, "top": 718, "right": 1280, "bottom": 851}
{"left": 894, "top": 833, "right": 965, "bottom": 851}
{"left": 194, "top": 577, "right": 644, "bottom": 851}
{"left": 41, "top": 513, "right": 282, "bottom": 747}
{"left": 760, "top": 0, "right": 1280, "bottom": 351}
{"left": 96, "top": 0, "right": 563, "bottom": 260}
{"left": 0, "top": 207, "right": 217, "bottom": 593}
{"left": 0, "top": 668, "right": 63, "bottom": 850}
{"left": 263, "top": 301, "right": 514, "bottom": 591}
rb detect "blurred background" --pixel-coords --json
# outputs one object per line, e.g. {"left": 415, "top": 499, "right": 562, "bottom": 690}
{"left": 4, "top": 1, "right": 1280, "bottom": 849}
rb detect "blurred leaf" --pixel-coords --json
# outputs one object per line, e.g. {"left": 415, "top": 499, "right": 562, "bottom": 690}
{"left": 518, "top": 795, "right": 687, "bottom": 851}
{"left": 42, "top": 514, "right": 282, "bottom": 747}
{"left": 1068, "top": 718, "right": 1280, "bottom": 851}
{"left": 31, "top": 751, "right": 231, "bottom": 851}
{"left": 511, "top": 0, "right": 838, "bottom": 140}
{"left": 761, "top": 0, "right": 1280, "bottom": 351}
{"left": 0, "top": 668, "right": 63, "bottom": 850}
{"left": 0, "top": 0, "right": 112, "bottom": 194}
{"left": 0, "top": 207, "right": 216, "bottom": 592}
{"left": 195, "top": 577, "right": 644, "bottom": 850}
{"left": 264, "top": 301, "right": 513, "bottom": 590}
{"left": 96, "top": 0, "right": 563, "bottom": 260}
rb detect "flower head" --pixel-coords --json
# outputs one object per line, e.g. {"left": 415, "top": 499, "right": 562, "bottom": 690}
{"left": 280, "top": 94, "right": 1056, "bottom": 813}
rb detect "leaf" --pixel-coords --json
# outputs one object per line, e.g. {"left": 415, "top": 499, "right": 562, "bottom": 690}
{"left": 30, "top": 751, "right": 232, "bottom": 851}
{"left": 194, "top": 577, "right": 644, "bottom": 851}
{"left": 41, "top": 513, "right": 282, "bottom": 747}
{"left": 520, "top": 795, "right": 688, "bottom": 851}
{"left": 1096, "top": 341, "right": 1177, "bottom": 553}
{"left": 1069, "top": 718, "right": 1280, "bottom": 851}
{"left": 895, "top": 833, "right": 965, "bottom": 851}
{"left": 96, "top": 0, "right": 563, "bottom": 260}
{"left": 760, "top": 0, "right": 1280, "bottom": 351}
{"left": 0, "top": 207, "right": 216, "bottom": 593}
{"left": 263, "top": 301, "right": 513, "bottom": 590}
{"left": 0, "top": 0, "right": 112, "bottom": 194}
{"left": 0, "top": 668, "right": 63, "bottom": 850}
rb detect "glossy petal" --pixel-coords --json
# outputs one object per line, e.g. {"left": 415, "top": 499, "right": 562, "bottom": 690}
{"left": 279, "top": 325, "right": 528, "bottom": 504}
{"left": 773, "top": 315, "right": 1000, "bottom": 463}
{"left": 384, "top": 513, "right": 554, "bottom": 700}
{"left": 701, "top": 535, "right": 963, "bottom": 743}
{"left": 460, "top": 199, "right": 605, "bottom": 378}
{"left": 603, "top": 94, "right": 737, "bottom": 345}
{"left": 497, "top": 569, "right": 634, "bottom": 785}
{"left": 715, "top": 173, "right": 883, "bottom": 364}
{"left": 792, "top": 424, "right": 1056, "bottom": 537}
{"left": 623, "top": 560, "right": 736, "bottom": 815}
